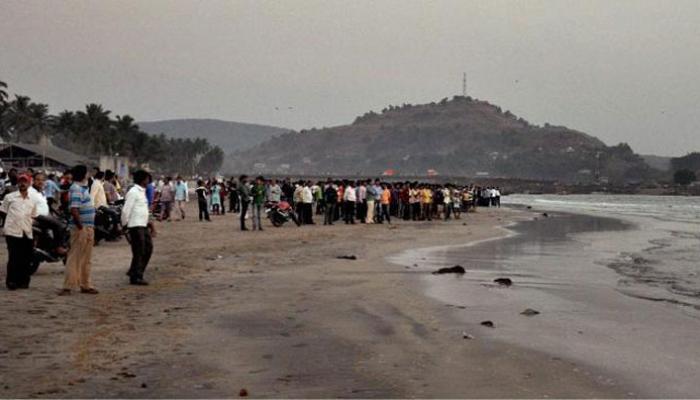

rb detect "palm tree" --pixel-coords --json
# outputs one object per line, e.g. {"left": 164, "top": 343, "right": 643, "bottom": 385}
{"left": 26, "top": 102, "right": 51, "bottom": 142}
{"left": 0, "top": 80, "right": 7, "bottom": 105}
{"left": 75, "top": 103, "right": 111, "bottom": 153}
{"left": 113, "top": 114, "right": 139, "bottom": 155}
{"left": 5, "top": 95, "right": 33, "bottom": 142}
{"left": 51, "top": 110, "right": 75, "bottom": 134}
{"left": 0, "top": 80, "right": 8, "bottom": 140}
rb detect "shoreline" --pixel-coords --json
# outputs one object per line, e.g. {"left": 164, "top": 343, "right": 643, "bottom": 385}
{"left": 398, "top": 205, "right": 700, "bottom": 398}
{"left": 0, "top": 204, "right": 631, "bottom": 398}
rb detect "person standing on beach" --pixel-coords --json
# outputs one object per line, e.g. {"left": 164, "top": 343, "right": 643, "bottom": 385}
{"left": 371, "top": 180, "right": 383, "bottom": 223}
{"left": 251, "top": 176, "right": 265, "bottom": 231}
{"left": 323, "top": 180, "right": 338, "bottom": 225}
{"left": 228, "top": 179, "right": 239, "bottom": 213}
{"left": 1, "top": 173, "right": 37, "bottom": 290}
{"left": 311, "top": 181, "right": 322, "bottom": 215}
{"left": 58, "top": 170, "right": 73, "bottom": 215}
{"left": 408, "top": 183, "right": 419, "bottom": 221}
{"left": 267, "top": 179, "right": 282, "bottom": 204}
{"left": 365, "top": 180, "right": 377, "bottom": 224}
{"left": 195, "top": 180, "right": 210, "bottom": 222}
{"left": 301, "top": 181, "right": 314, "bottom": 225}
{"left": 43, "top": 173, "right": 60, "bottom": 211}
{"left": 122, "top": 170, "right": 155, "bottom": 286}
{"left": 442, "top": 185, "right": 453, "bottom": 220}
{"left": 174, "top": 176, "right": 189, "bottom": 220}
{"left": 238, "top": 175, "right": 251, "bottom": 231}
{"left": 159, "top": 176, "right": 174, "bottom": 221}
{"left": 421, "top": 185, "right": 433, "bottom": 221}
{"left": 343, "top": 181, "right": 356, "bottom": 224}
{"left": 210, "top": 180, "right": 222, "bottom": 215}
{"left": 145, "top": 176, "right": 155, "bottom": 210}
{"left": 59, "top": 165, "right": 98, "bottom": 295}
{"left": 103, "top": 170, "right": 119, "bottom": 205}
{"left": 90, "top": 171, "right": 107, "bottom": 209}
{"left": 219, "top": 182, "right": 227, "bottom": 216}
{"left": 379, "top": 183, "right": 391, "bottom": 224}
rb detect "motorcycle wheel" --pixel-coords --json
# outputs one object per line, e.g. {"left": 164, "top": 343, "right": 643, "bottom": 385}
{"left": 28, "top": 259, "right": 40, "bottom": 276}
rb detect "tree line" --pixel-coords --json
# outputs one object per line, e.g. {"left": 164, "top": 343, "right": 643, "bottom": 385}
{"left": 0, "top": 80, "right": 223, "bottom": 175}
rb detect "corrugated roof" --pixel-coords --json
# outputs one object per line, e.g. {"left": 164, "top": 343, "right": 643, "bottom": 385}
{"left": 0, "top": 143, "right": 89, "bottom": 167}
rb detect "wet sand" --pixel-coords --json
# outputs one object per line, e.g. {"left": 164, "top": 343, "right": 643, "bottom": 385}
{"left": 0, "top": 204, "right": 628, "bottom": 398}
{"left": 395, "top": 210, "right": 700, "bottom": 398}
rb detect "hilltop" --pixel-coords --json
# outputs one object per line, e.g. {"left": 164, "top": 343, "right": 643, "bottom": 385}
{"left": 229, "top": 96, "right": 652, "bottom": 184}
{"left": 139, "top": 119, "right": 289, "bottom": 154}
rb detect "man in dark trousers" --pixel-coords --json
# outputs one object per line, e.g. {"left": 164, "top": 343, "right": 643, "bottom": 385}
{"left": 238, "top": 175, "right": 251, "bottom": 231}
{"left": 1, "top": 173, "right": 37, "bottom": 290}
{"left": 121, "top": 170, "right": 155, "bottom": 285}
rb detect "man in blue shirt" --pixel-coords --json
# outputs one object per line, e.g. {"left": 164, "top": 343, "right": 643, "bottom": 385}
{"left": 43, "top": 174, "right": 60, "bottom": 211}
{"left": 59, "top": 165, "right": 98, "bottom": 295}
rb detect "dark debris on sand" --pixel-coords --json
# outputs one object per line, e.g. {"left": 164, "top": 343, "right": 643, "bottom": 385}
{"left": 494, "top": 277, "right": 513, "bottom": 286}
{"left": 432, "top": 265, "right": 466, "bottom": 275}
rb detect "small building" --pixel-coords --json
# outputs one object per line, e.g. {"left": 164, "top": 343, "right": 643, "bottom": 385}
{"left": 0, "top": 143, "right": 89, "bottom": 171}
{"left": 99, "top": 155, "right": 130, "bottom": 179}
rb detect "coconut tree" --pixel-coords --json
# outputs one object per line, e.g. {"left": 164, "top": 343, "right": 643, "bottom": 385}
{"left": 113, "top": 114, "right": 140, "bottom": 156}
{"left": 52, "top": 110, "right": 76, "bottom": 134}
{"left": 0, "top": 80, "right": 7, "bottom": 105}
{"left": 0, "top": 80, "right": 8, "bottom": 140}
{"left": 26, "top": 102, "right": 51, "bottom": 142}
{"left": 4, "top": 95, "right": 33, "bottom": 142}
{"left": 75, "top": 103, "right": 111, "bottom": 153}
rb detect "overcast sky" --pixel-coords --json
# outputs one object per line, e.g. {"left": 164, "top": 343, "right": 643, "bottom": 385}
{"left": 1, "top": 0, "right": 698, "bottom": 156}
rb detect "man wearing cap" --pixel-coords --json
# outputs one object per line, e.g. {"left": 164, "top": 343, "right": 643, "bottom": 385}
{"left": 59, "top": 165, "right": 98, "bottom": 295}
{"left": 0, "top": 173, "right": 37, "bottom": 290}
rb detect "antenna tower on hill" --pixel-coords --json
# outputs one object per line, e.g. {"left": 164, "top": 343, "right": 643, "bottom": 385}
{"left": 462, "top": 72, "right": 467, "bottom": 96}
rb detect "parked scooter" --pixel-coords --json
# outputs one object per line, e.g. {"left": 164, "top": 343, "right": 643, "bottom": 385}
{"left": 265, "top": 201, "right": 301, "bottom": 227}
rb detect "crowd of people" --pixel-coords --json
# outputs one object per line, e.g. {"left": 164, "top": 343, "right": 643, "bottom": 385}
{"left": 158, "top": 175, "right": 502, "bottom": 230}
{"left": 1, "top": 165, "right": 155, "bottom": 292}
{"left": 1, "top": 165, "right": 504, "bottom": 292}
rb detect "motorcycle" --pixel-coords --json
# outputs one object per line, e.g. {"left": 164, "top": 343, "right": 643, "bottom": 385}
{"left": 94, "top": 199, "right": 124, "bottom": 244}
{"left": 28, "top": 215, "right": 70, "bottom": 275}
{"left": 265, "top": 201, "right": 301, "bottom": 227}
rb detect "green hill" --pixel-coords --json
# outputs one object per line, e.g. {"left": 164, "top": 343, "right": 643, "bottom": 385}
{"left": 139, "top": 119, "right": 289, "bottom": 154}
{"left": 229, "top": 96, "right": 651, "bottom": 184}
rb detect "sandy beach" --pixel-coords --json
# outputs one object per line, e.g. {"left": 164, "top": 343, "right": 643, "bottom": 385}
{"left": 0, "top": 204, "right": 631, "bottom": 398}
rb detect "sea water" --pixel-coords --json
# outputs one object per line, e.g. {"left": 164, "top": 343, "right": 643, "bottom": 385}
{"left": 505, "top": 194, "right": 700, "bottom": 310}
{"left": 390, "top": 194, "right": 700, "bottom": 396}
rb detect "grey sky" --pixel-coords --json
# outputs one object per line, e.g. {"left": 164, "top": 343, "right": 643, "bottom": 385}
{"left": 1, "top": 0, "right": 698, "bottom": 156}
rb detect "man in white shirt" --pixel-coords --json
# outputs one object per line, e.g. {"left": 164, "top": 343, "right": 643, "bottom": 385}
{"left": 121, "top": 170, "right": 155, "bottom": 286}
{"left": 1, "top": 173, "right": 37, "bottom": 290}
{"left": 301, "top": 182, "right": 314, "bottom": 224}
{"left": 174, "top": 176, "right": 189, "bottom": 220}
{"left": 343, "top": 181, "right": 356, "bottom": 224}
{"left": 267, "top": 179, "right": 282, "bottom": 204}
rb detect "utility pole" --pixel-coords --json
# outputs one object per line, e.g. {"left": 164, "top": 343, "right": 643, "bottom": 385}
{"left": 462, "top": 72, "right": 467, "bottom": 97}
